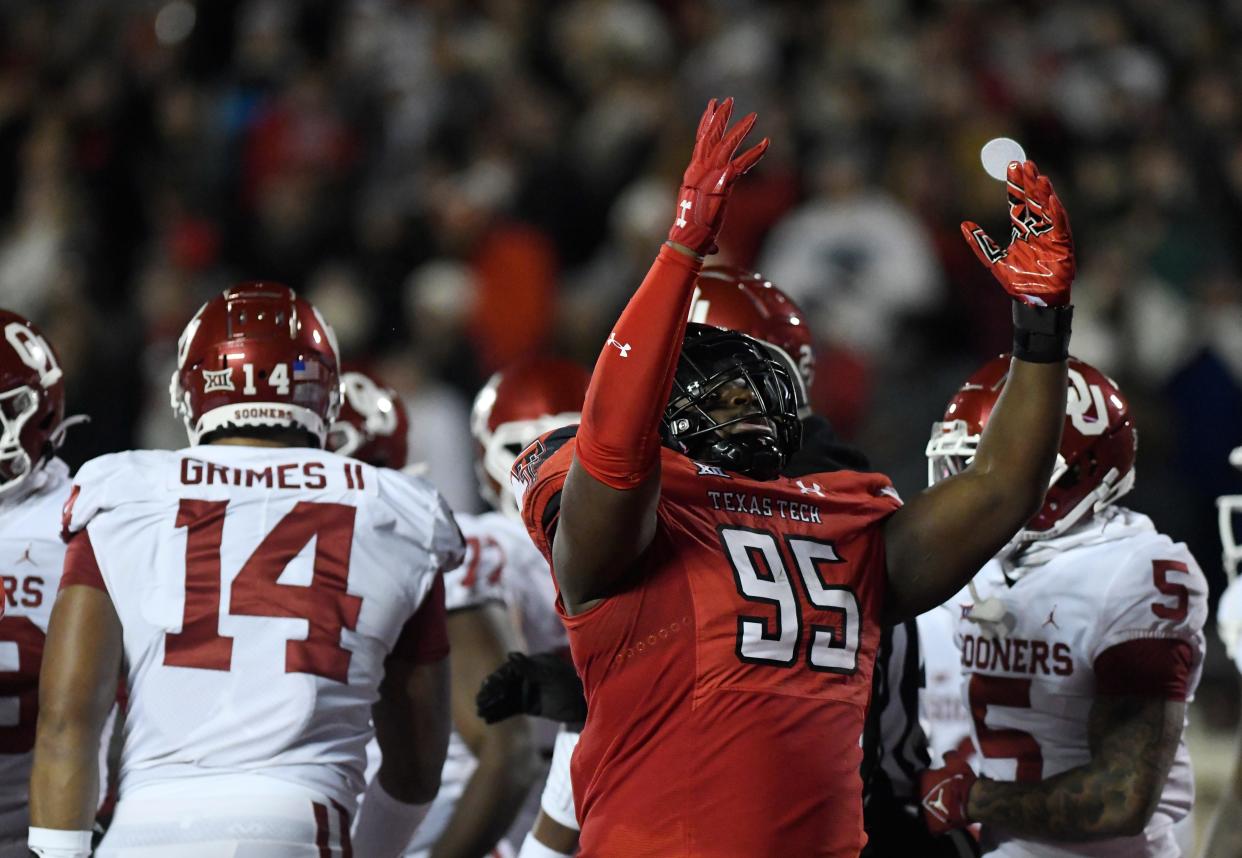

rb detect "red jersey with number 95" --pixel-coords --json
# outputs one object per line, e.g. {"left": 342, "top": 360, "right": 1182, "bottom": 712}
{"left": 60, "top": 446, "right": 463, "bottom": 811}
{"left": 513, "top": 429, "right": 902, "bottom": 857}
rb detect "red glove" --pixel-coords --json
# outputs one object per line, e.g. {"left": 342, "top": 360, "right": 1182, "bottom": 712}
{"left": 961, "top": 160, "right": 1075, "bottom": 307}
{"left": 920, "top": 751, "right": 978, "bottom": 835}
{"left": 667, "top": 97, "right": 769, "bottom": 256}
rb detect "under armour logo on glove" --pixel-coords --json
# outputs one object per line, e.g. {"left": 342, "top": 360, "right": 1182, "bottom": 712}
{"left": 960, "top": 160, "right": 1075, "bottom": 307}
{"left": 667, "top": 98, "right": 769, "bottom": 256}
{"left": 606, "top": 333, "right": 631, "bottom": 358}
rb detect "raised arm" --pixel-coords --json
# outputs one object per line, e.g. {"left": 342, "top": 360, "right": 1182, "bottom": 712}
{"left": 553, "top": 98, "right": 768, "bottom": 613}
{"left": 883, "top": 160, "right": 1074, "bottom": 624}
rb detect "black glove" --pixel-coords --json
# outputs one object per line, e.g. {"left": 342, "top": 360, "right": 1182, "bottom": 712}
{"left": 476, "top": 651, "right": 587, "bottom": 724}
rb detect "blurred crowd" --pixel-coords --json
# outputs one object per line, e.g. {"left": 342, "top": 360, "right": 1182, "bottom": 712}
{"left": 2, "top": 0, "right": 1241, "bottom": 660}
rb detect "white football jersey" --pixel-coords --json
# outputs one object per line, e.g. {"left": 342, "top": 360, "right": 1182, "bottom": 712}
{"left": 364, "top": 510, "right": 560, "bottom": 855}
{"left": 0, "top": 460, "right": 73, "bottom": 836}
{"left": 955, "top": 507, "right": 1206, "bottom": 858}
{"left": 917, "top": 602, "right": 974, "bottom": 769}
{"left": 64, "top": 446, "right": 463, "bottom": 812}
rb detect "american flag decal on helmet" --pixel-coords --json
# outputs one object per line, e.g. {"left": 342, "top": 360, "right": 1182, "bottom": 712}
{"left": 292, "top": 359, "right": 319, "bottom": 380}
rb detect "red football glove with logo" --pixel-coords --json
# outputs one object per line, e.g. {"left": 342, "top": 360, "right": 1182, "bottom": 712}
{"left": 667, "top": 97, "right": 769, "bottom": 256}
{"left": 920, "top": 750, "right": 978, "bottom": 835}
{"left": 961, "top": 160, "right": 1075, "bottom": 307}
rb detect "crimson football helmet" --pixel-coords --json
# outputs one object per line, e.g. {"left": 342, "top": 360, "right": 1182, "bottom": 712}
{"left": 926, "top": 355, "right": 1136, "bottom": 541}
{"left": 170, "top": 283, "right": 342, "bottom": 445}
{"left": 471, "top": 357, "right": 591, "bottom": 517}
{"left": 1220, "top": 447, "right": 1242, "bottom": 582}
{"left": 327, "top": 371, "right": 410, "bottom": 469}
{"left": 0, "top": 311, "right": 70, "bottom": 497}
{"left": 690, "top": 266, "right": 814, "bottom": 415}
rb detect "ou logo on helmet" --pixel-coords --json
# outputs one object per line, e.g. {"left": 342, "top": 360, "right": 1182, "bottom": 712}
{"left": 343, "top": 374, "right": 398, "bottom": 436}
{"left": 5, "top": 322, "right": 61, "bottom": 387}
{"left": 1066, "top": 367, "right": 1108, "bottom": 436}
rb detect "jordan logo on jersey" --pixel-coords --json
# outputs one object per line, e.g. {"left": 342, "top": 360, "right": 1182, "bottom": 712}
{"left": 15, "top": 543, "right": 34, "bottom": 565}
{"left": 1042, "top": 606, "right": 1059, "bottom": 629}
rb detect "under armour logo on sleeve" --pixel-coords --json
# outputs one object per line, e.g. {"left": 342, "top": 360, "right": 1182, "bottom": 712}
{"left": 675, "top": 199, "right": 692, "bottom": 229}
{"left": 606, "top": 333, "right": 631, "bottom": 358}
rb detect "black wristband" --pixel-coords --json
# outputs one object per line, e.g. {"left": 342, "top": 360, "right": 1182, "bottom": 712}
{"left": 1011, "top": 301, "right": 1073, "bottom": 363}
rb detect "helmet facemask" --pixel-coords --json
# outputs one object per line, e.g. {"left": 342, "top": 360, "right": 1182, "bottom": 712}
{"left": 0, "top": 385, "right": 39, "bottom": 495}
{"left": 663, "top": 326, "right": 801, "bottom": 481}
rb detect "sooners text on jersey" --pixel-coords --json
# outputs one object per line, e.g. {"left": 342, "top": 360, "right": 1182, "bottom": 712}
{"left": 513, "top": 429, "right": 901, "bottom": 857}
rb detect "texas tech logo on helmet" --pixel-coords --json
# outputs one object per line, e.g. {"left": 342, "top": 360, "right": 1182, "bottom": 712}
{"left": 169, "top": 283, "right": 342, "bottom": 446}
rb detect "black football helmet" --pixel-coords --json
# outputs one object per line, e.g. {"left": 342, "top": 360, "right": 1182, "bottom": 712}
{"left": 663, "top": 323, "right": 802, "bottom": 480}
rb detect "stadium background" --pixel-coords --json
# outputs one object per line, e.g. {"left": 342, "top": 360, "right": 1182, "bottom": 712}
{"left": 2, "top": 0, "right": 1241, "bottom": 844}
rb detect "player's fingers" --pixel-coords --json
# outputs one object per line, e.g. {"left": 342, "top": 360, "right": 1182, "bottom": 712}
{"left": 708, "top": 97, "right": 734, "bottom": 147}
{"left": 1005, "top": 160, "right": 1027, "bottom": 199}
{"left": 731, "top": 137, "right": 770, "bottom": 177}
{"left": 960, "top": 221, "right": 1000, "bottom": 268}
{"left": 718, "top": 111, "right": 758, "bottom": 161}
{"left": 695, "top": 98, "right": 718, "bottom": 140}
{"left": 1047, "top": 190, "right": 1072, "bottom": 237}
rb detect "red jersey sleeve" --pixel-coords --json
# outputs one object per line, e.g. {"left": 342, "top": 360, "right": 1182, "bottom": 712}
{"left": 60, "top": 529, "right": 107, "bottom": 592}
{"left": 1094, "top": 638, "right": 1195, "bottom": 700}
{"left": 390, "top": 573, "right": 450, "bottom": 664}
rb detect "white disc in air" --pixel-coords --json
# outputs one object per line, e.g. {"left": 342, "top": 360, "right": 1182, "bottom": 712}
{"left": 980, "top": 137, "right": 1027, "bottom": 181}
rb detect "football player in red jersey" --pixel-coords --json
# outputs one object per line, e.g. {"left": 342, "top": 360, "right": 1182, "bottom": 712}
{"left": 31, "top": 285, "right": 461, "bottom": 858}
{"left": 509, "top": 98, "right": 1075, "bottom": 856}
{"left": 489, "top": 268, "right": 973, "bottom": 858}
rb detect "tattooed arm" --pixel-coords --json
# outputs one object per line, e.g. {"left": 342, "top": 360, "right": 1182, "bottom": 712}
{"left": 967, "top": 695, "right": 1183, "bottom": 840}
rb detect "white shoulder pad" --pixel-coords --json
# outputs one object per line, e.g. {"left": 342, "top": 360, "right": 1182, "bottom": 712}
{"left": 373, "top": 467, "right": 465, "bottom": 576}
{"left": 63, "top": 451, "right": 175, "bottom": 536}
{"left": 1092, "top": 532, "right": 1208, "bottom": 662}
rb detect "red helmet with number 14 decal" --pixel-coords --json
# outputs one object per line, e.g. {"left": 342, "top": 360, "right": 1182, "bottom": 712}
{"left": 0, "top": 310, "right": 71, "bottom": 497}
{"left": 926, "top": 354, "right": 1136, "bottom": 541}
{"left": 170, "top": 283, "right": 343, "bottom": 446}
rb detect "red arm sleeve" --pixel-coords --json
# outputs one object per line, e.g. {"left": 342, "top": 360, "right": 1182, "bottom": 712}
{"left": 391, "top": 573, "right": 450, "bottom": 664}
{"left": 574, "top": 244, "right": 703, "bottom": 489}
{"left": 1094, "top": 638, "right": 1195, "bottom": 700}
{"left": 59, "top": 529, "right": 107, "bottom": 592}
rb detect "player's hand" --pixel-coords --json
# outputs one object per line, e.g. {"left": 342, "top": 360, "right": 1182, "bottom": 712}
{"left": 961, "top": 160, "right": 1075, "bottom": 307}
{"left": 919, "top": 751, "right": 978, "bottom": 835}
{"left": 476, "top": 650, "right": 587, "bottom": 724}
{"left": 667, "top": 97, "right": 769, "bottom": 256}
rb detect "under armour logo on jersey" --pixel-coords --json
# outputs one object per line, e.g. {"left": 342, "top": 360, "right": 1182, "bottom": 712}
{"left": 606, "top": 333, "right": 631, "bottom": 358}
{"left": 675, "top": 199, "right": 692, "bottom": 229}
{"left": 202, "top": 368, "right": 235, "bottom": 393}
{"left": 695, "top": 462, "right": 731, "bottom": 479}
{"left": 796, "top": 480, "right": 823, "bottom": 497}
{"left": 15, "top": 543, "right": 34, "bottom": 565}
{"left": 1042, "top": 606, "right": 1059, "bottom": 629}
